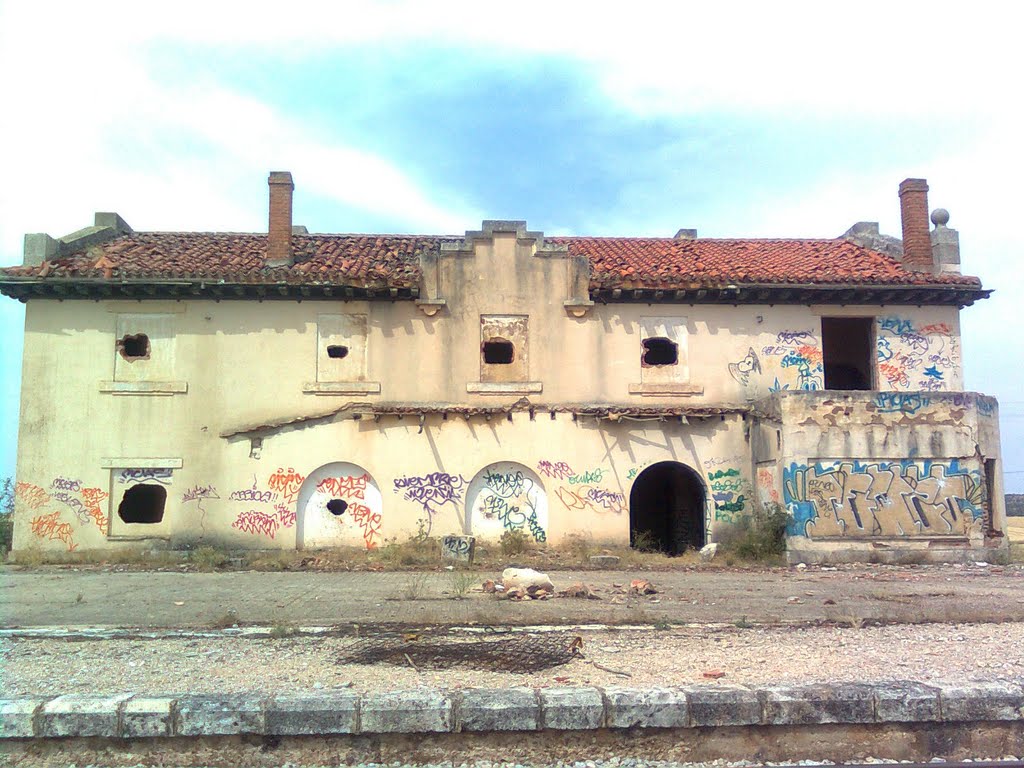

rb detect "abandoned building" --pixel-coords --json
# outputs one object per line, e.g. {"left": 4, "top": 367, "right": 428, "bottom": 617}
{"left": 0, "top": 174, "right": 1007, "bottom": 562}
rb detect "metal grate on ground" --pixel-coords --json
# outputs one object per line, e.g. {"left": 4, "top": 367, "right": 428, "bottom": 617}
{"left": 336, "top": 630, "right": 582, "bottom": 673}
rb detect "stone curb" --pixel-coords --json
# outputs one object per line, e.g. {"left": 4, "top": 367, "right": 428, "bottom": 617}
{"left": 1, "top": 681, "right": 1022, "bottom": 740}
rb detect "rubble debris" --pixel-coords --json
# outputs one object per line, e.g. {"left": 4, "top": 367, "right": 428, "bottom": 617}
{"left": 702, "top": 669, "right": 726, "bottom": 679}
{"left": 629, "top": 579, "right": 658, "bottom": 595}
{"left": 502, "top": 567, "right": 555, "bottom": 592}
{"left": 699, "top": 543, "right": 719, "bottom": 561}
{"left": 481, "top": 579, "right": 496, "bottom": 593}
{"left": 559, "top": 582, "right": 601, "bottom": 600}
{"left": 589, "top": 554, "right": 621, "bottom": 567}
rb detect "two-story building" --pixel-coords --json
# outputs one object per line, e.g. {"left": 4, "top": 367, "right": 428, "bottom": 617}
{"left": 0, "top": 174, "right": 1006, "bottom": 562}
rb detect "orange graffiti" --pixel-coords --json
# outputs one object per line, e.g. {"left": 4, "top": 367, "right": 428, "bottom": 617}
{"left": 346, "top": 502, "right": 382, "bottom": 549}
{"left": 15, "top": 482, "right": 50, "bottom": 510}
{"left": 796, "top": 345, "right": 823, "bottom": 365}
{"left": 29, "top": 510, "right": 77, "bottom": 551}
{"left": 317, "top": 473, "right": 370, "bottom": 499}
{"left": 80, "top": 487, "right": 109, "bottom": 531}
{"left": 268, "top": 467, "right": 306, "bottom": 504}
{"left": 919, "top": 323, "right": 951, "bottom": 334}
{"left": 879, "top": 362, "right": 911, "bottom": 388}
{"left": 555, "top": 486, "right": 598, "bottom": 514}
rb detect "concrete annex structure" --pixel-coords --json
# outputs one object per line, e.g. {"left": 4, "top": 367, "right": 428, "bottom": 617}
{"left": 0, "top": 175, "right": 1006, "bottom": 562}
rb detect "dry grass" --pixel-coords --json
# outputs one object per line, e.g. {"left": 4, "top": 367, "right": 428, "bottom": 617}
{"left": 1006, "top": 517, "right": 1024, "bottom": 543}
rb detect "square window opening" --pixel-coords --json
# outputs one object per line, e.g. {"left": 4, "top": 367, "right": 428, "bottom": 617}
{"left": 642, "top": 337, "right": 678, "bottom": 366}
{"left": 483, "top": 338, "right": 515, "bottom": 365}
{"left": 118, "top": 333, "right": 150, "bottom": 361}
{"left": 117, "top": 484, "right": 167, "bottom": 524}
{"left": 822, "top": 317, "right": 873, "bottom": 390}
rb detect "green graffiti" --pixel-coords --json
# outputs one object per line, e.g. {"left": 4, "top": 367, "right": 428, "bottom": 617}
{"left": 707, "top": 468, "right": 740, "bottom": 480}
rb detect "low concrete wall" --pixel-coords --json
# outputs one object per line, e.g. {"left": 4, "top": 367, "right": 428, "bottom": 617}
{"left": 2, "top": 681, "right": 1022, "bottom": 763}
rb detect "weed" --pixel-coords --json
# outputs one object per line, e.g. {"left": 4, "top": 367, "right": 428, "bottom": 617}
{"left": 499, "top": 529, "right": 530, "bottom": 557}
{"left": 268, "top": 621, "right": 296, "bottom": 639}
{"left": 653, "top": 619, "right": 673, "bottom": 631}
{"left": 718, "top": 504, "right": 790, "bottom": 562}
{"left": 190, "top": 546, "right": 232, "bottom": 571}
{"left": 402, "top": 573, "right": 431, "bottom": 600}
{"left": 209, "top": 610, "right": 239, "bottom": 629}
{"left": 74, "top": 593, "right": 84, "bottom": 604}
{"left": 376, "top": 536, "right": 440, "bottom": 568}
{"left": 630, "top": 529, "right": 659, "bottom": 553}
{"left": 735, "top": 615, "right": 751, "bottom": 629}
{"left": 448, "top": 569, "right": 476, "bottom": 599}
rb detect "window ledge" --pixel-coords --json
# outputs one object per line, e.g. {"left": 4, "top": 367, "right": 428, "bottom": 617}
{"left": 99, "top": 381, "right": 188, "bottom": 395}
{"left": 467, "top": 381, "right": 543, "bottom": 395}
{"left": 629, "top": 382, "right": 704, "bottom": 396}
{"left": 303, "top": 381, "right": 382, "bottom": 395}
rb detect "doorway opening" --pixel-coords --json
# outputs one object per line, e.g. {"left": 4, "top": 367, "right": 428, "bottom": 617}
{"left": 629, "top": 461, "right": 706, "bottom": 555}
{"left": 821, "top": 317, "right": 873, "bottom": 390}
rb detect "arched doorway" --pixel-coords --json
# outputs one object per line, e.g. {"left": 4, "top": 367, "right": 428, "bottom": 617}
{"left": 465, "top": 462, "right": 549, "bottom": 544}
{"left": 629, "top": 461, "right": 706, "bottom": 555}
{"left": 296, "top": 462, "right": 383, "bottom": 550}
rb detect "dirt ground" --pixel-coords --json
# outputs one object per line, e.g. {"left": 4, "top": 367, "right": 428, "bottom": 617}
{"left": 2, "top": 562, "right": 1022, "bottom": 630}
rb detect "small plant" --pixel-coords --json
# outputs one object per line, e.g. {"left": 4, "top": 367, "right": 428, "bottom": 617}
{"left": 402, "top": 573, "right": 431, "bottom": 600}
{"left": 190, "top": 546, "right": 231, "bottom": 571}
{"left": 718, "top": 504, "right": 791, "bottom": 562}
{"left": 735, "top": 615, "right": 751, "bottom": 629}
{"left": 630, "top": 529, "right": 659, "bottom": 553}
{"left": 268, "top": 621, "right": 296, "bottom": 638}
{"left": 499, "top": 528, "right": 530, "bottom": 557}
{"left": 75, "top": 593, "right": 84, "bottom": 604}
{"left": 209, "top": 610, "right": 239, "bottom": 629}
{"left": 448, "top": 569, "right": 475, "bottom": 599}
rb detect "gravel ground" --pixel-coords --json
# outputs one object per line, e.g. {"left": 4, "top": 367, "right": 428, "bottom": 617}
{"left": 4, "top": 621, "right": 1023, "bottom": 696}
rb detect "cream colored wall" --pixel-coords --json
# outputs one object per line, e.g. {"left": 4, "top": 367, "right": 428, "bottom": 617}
{"left": 9, "top": 230, "right": 968, "bottom": 552}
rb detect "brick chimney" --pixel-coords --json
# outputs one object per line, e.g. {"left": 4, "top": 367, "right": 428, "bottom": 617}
{"left": 898, "top": 178, "right": 932, "bottom": 270}
{"left": 267, "top": 171, "right": 294, "bottom": 267}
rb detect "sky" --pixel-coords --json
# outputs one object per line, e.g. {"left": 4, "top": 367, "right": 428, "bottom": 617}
{"left": 0, "top": 0, "right": 1021, "bottom": 492}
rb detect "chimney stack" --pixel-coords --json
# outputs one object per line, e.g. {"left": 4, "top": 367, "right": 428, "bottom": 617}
{"left": 898, "top": 178, "right": 932, "bottom": 270}
{"left": 267, "top": 171, "right": 294, "bottom": 267}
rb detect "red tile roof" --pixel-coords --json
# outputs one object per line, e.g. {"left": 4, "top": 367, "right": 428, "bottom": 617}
{"left": 0, "top": 231, "right": 982, "bottom": 290}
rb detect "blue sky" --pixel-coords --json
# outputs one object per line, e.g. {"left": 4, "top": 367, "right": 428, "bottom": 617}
{"left": 0, "top": 1, "right": 1021, "bottom": 492}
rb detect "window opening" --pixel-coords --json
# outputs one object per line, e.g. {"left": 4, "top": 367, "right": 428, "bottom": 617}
{"left": 118, "top": 333, "right": 150, "bottom": 361}
{"left": 327, "top": 345, "right": 349, "bottom": 359}
{"left": 641, "top": 337, "right": 678, "bottom": 366}
{"left": 327, "top": 498, "right": 348, "bottom": 516}
{"left": 822, "top": 317, "right": 873, "bottom": 390}
{"left": 117, "top": 484, "right": 166, "bottom": 524}
{"left": 482, "top": 338, "right": 515, "bottom": 365}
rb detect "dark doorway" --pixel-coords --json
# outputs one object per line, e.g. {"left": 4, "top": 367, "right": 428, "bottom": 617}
{"left": 117, "top": 484, "right": 166, "bottom": 524}
{"left": 629, "top": 462, "right": 706, "bottom": 555}
{"left": 821, "top": 317, "right": 873, "bottom": 390}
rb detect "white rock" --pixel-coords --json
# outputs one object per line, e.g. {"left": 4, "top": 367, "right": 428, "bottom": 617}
{"left": 501, "top": 567, "right": 554, "bottom": 591}
{"left": 700, "top": 543, "right": 719, "bottom": 561}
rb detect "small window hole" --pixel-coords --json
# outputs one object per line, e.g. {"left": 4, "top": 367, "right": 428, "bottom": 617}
{"left": 483, "top": 338, "right": 515, "bottom": 365}
{"left": 119, "top": 333, "right": 150, "bottom": 361}
{"left": 117, "top": 484, "right": 166, "bottom": 524}
{"left": 327, "top": 345, "right": 349, "bottom": 359}
{"left": 327, "top": 499, "right": 348, "bottom": 516}
{"left": 642, "top": 337, "right": 678, "bottom": 366}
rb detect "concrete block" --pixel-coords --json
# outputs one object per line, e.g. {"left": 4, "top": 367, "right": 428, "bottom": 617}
{"left": 939, "top": 681, "right": 1024, "bottom": 722}
{"left": 686, "top": 686, "right": 762, "bottom": 727}
{"left": 540, "top": 687, "right": 604, "bottom": 730}
{"left": 762, "top": 683, "right": 874, "bottom": 725}
{"left": 175, "top": 694, "right": 264, "bottom": 736}
{"left": 265, "top": 692, "right": 358, "bottom": 736}
{"left": 361, "top": 690, "right": 453, "bottom": 733}
{"left": 441, "top": 534, "right": 475, "bottom": 563}
{"left": 604, "top": 687, "right": 688, "bottom": 729}
{"left": 874, "top": 681, "right": 940, "bottom": 723}
{"left": 121, "top": 697, "right": 175, "bottom": 738}
{"left": 588, "top": 555, "right": 621, "bottom": 567}
{"left": 0, "top": 698, "right": 46, "bottom": 738}
{"left": 39, "top": 693, "right": 133, "bottom": 738}
{"left": 459, "top": 687, "right": 539, "bottom": 732}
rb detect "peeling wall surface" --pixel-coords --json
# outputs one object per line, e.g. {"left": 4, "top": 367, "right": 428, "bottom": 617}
{"left": 9, "top": 229, "right": 1004, "bottom": 559}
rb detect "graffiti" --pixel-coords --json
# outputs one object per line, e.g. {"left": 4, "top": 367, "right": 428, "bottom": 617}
{"left": 15, "top": 482, "right": 50, "bottom": 510}
{"left": 728, "top": 347, "right": 762, "bottom": 386}
{"left": 526, "top": 509, "right": 547, "bottom": 543}
{"left": 483, "top": 470, "right": 527, "bottom": 498}
{"left": 80, "top": 487, "right": 109, "bottom": 531}
{"left": 708, "top": 468, "right": 747, "bottom": 522}
{"left": 267, "top": 467, "right": 306, "bottom": 504}
{"left": 976, "top": 397, "right": 995, "bottom": 417}
{"left": 394, "top": 472, "right": 467, "bottom": 535}
{"left": 50, "top": 477, "right": 82, "bottom": 492}
{"left": 703, "top": 456, "right": 737, "bottom": 469}
{"left": 29, "top": 510, "right": 77, "bottom": 551}
{"left": 626, "top": 467, "right": 638, "bottom": 480}
{"left": 586, "top": 487, "right": 626, "bottom": 514}
{"left": 229, "top": 488, "right": 276, "bottom": 503}
{"left": 757, "top": 467, "right": 780, "bottom": 507}
{"left": 317, "top": 473, "right": 370, "bottom": 500}
{"left": 274, "top": 504, "right": 296, "bottom": 528}
{"left": 761, "top": 330, "right": 823, "bottom": 391}
{"left": 783, "top": 459, "right": 986, "bottom": 538}
{"left": 536, "top": 460, "right": 575, "bottom": 480}
{"left": 233, "top": 509, "right": 281, "bottom": 539}
{"left": 182, "top": 485, "right": 219, "bottom": 503}
{"left": 51, "top": 491, "right": 90, "bottom": 525}
{"left": 117, "top": 468, "right": 173, "bottom": 485}
{"left": 568, "top": 468, "right": 605, "bottom": 485}
{"left": 555, "top": 485, "right": 626, "bottom": 517}
{"left": 874, "top": 392, "right": 932, "bottom": 415}
{"left": 345, "top": 502, "right": 382, "bottom": 549}
{"left": 876, "top": 316, "right": 959, "bottom": 391}
{"left": 481, "top": 493, "right": 526, "bottom": 529}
